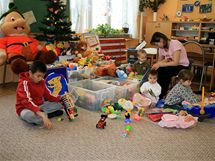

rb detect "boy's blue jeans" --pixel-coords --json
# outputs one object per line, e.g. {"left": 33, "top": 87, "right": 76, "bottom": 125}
{"left": 20, "top": 101, "right": 63, "bottom": 125}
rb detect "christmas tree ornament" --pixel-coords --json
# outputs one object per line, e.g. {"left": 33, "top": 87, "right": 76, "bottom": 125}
{"left": 49, "top": 8, "right": 54, "bottom": 12}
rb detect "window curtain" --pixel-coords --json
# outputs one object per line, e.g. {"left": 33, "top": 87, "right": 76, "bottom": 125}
{"left": 126, "top": 0, "right": 139, "bottom": 38}
{"left": 0, "top": 0, "right": 11, "bottom": 16}
{"left": 0, "top": 0, "right": 11, "bottom": 36}
{"left": 70, "top": 0, "right": 91, "bottom": 33}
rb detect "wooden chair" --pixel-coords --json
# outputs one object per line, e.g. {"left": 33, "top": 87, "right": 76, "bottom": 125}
{"left": 183, "top": 41, "right": 205, "bottom": 91}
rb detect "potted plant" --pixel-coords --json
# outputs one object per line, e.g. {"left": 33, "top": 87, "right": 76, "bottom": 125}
{"left": 89, "top": 24, "right": 126, "bottom": 37}
{"left": 139, "top": 0, "right": 166, "bottom": 21}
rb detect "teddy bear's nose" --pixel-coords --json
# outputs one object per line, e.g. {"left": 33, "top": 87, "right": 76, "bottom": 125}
{"left": 15, "top": 18, "right": 26, "bottom": 26}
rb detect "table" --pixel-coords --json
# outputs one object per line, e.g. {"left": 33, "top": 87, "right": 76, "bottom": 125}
{"left": 144, "top": 48, "right": 158, "bottom": 66}
{"left": 201, "top": 44, "right": 215, "bottom": 90}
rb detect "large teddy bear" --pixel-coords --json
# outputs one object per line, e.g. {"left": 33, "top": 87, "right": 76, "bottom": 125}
{"left": 0, "top": 10, "right": 57, "bottom": 74}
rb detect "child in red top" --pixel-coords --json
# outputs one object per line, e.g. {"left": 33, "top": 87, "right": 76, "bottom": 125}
{"left": 16, "top": 60, "right": 64, "bottom": 129}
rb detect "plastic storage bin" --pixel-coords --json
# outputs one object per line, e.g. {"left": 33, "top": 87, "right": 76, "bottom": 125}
{"left": 68, "top": 70, "right": 85, "bottom": 82}
{"left": 68, "top": 67, "right": 98, "bottom": 83}
{"left": 94, "top": 76, "right": 139, "bottom": 101}
{"left": 68, "top": 80, "right": 115, "bottom": 111}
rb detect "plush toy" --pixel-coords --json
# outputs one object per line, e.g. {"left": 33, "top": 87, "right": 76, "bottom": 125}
{"left": 73, "top": 41, "right": 102, "bottom": 64}
{"left": 0, "top": 10, "right": 57, "bottom": 74}
{"left": 96, "top": 63, "right": 117, "bottom": 76}
{"left": 116, "top": 69, "right": 127, "bottom": 79}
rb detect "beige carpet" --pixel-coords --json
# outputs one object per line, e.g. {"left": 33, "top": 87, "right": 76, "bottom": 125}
{"left": 1, "top": 94, "right": 215, "bottom": 161}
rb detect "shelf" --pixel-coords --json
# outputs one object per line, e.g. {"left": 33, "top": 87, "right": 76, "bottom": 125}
{"left": 172, "top": 36, "right": 198, "bottom": 41}
{"left": 200, "top": 30, "right": 215, "bottom": 33}
{"left": 172, "top": 29, "right": 199, "bottom": 31}
{"left": 171, "top": 21, "right": 215, "bottom": 43}
{"left": 172, "top": 21, "right": 199, "bottom": 24}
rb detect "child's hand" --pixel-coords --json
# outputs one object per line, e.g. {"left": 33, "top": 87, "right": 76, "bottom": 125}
{"left": 42, "top": 117, "right": 52, "bottom": 129}
{"left": 36, "top": 111, "right": 52, "bottom": 129}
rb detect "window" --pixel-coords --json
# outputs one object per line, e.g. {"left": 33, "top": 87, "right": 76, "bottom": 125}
{"left": 0, "top": 0, "right": 10, "bottom": 16}
{"left": 70, "top": 0, "right": 139, "bottom": 38}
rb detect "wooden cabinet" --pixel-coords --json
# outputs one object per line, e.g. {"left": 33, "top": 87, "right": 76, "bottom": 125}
{"left": 99, "top": 38, "right": 127, "bottom": 64}
{"left": 145, "top": 22, "right": 172, "bottom": 47}
{"left": 171, "top": 21, "right": 215, "bottom": 43}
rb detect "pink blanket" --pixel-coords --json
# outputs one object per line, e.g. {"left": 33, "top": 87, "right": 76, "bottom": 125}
{"left": 158, "top": 114, "right": 198, "bottom": 129}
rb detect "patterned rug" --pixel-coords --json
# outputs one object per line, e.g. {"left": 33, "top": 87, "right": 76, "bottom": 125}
{"left": 0, "top": 94, "right": 215, "bottom": 161}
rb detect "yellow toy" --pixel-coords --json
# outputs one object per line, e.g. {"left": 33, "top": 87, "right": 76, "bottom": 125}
{"left": 200, "top": 86, "right": 205, "bottom": 115}
{"left": 128, "top": 72, "right": 135, "bottom": 79}
{"left": 47, "top": 76, "right": 62, "bottom": 96}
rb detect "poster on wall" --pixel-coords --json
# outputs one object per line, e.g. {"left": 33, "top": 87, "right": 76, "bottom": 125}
{"left": 182, "top": 4, "right": 194, "bottom": 12}
{"left": 199, "top": 4, "right": 212, "bottom": 13}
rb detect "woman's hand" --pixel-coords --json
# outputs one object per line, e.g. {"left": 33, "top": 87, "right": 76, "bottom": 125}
{"left": 152, "top": 63, "right": 160, "bottom": 70}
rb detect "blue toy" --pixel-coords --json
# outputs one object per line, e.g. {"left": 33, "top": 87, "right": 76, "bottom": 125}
{"left": 183, "top": 104, "right": 215, "bottom": 118}
{"left": 116, "top": 69, "right": 127, "bottom": 79}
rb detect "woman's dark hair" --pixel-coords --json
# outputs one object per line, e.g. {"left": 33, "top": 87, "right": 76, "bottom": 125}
{"left": 170, "top": 69, "right": 193, "bottom": 88}
{"left": 150, "top": 32, "right": 169, "bottom": 48}
{"left": 30, "top": 60, "right": 47, "bottom": 74}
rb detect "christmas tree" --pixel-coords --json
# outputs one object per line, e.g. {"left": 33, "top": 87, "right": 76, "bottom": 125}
{"left": 38, "top": 0, "right": 79, "bottom": 43}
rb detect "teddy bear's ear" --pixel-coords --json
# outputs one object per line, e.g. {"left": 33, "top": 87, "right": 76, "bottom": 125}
{"left": 0, "top": 2, "right": 19, "bottom": 21}
{"left": 9, "top": 2, "right": 16, "bottom": 10}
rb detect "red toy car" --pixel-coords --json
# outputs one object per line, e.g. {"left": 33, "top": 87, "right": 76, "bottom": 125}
{"left": 96, "top": 114, "right": 107, "bottom": 129}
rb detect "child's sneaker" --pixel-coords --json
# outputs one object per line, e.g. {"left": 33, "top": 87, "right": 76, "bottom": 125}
{"left": 48, "top": 110, "right": 63, "bottom": 118}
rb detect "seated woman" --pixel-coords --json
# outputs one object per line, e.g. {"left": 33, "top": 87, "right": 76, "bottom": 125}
{"left": 150, "top": 32, "right": 189, "bottom": 98}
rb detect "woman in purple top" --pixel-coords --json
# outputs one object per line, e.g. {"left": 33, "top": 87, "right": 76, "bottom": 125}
{"left": 150, "top": 32, "right": 189, "bottom": 98}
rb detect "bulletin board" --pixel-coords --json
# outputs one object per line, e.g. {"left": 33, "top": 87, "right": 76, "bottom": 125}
{"left": 176, "top": 0, "right": 215, "bottom": 20}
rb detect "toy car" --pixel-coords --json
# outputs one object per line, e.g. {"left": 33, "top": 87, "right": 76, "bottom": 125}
{"left": 96, "top": 114, "right": 107, "bottom": 129}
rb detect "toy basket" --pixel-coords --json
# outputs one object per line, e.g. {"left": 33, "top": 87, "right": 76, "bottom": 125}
{"left": 132, "top": 93, "right": 152, "bottom": 110}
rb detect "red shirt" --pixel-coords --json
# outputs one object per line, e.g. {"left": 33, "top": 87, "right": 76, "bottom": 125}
{"left": 16, "top": 72, "right": 61, "bottom": 115}
{"left": 0, "top": 35, "right": 39, "bottom": 56}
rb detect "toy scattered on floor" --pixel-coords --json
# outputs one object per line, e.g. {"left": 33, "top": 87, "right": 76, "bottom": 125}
{"left": 57, "top": 117, "right": 64, "bottom": 122}
{"left": 133, "top": 107, "right": 144, "bottom": 121}
{"left": 116, "top": 69, "right": 127, "bottom": 79}
{"left": 118, "top": 98, "right": 134, "bottom": 112}
{"left": 101, "top": 99, "right": 122, "bottom": 118}
{"left": 61, "top": 92, "right": 78, "bottom": 121}
{"left": 96, "top": 114, "right": 107, "bottom": 129}
{"left": 158, "top": 110, "right": 198, "bottom": 129}
{"left": 108, "top": 114, "right": 118, "bottom": 119}
{"left": 133, "top": 93, "right": 151, "bottom": 111}
{"left": 123, "top": 111, "right": 132, "bottom": 137}
{"left": 123, "top": 123, "right": 132, "bottom": 137}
